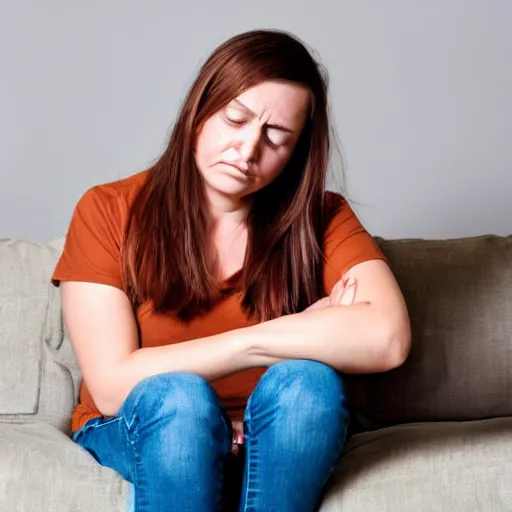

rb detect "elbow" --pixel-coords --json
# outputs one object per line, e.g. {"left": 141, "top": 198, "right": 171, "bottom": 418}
{"left": 89, "top": 382, "right": 126, "bottom": 418}
{"left": 95, "top": 398, "right": 122, "bottom": 418}
{"left": 380, "top": 319, "right": 412, "bottom": 371}
{"left": 88, "top": 360, "right": 136, "bottom": 417}
{"left": 90, "top": 389, "right": 122, "bottom": 417}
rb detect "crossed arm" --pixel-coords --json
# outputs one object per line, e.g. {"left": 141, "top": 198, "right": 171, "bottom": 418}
{"left": 243, "top": 260, "right": 410, "bottom": 372}
{"left": 61, "top": 259, "right": 411, "bottom": 418}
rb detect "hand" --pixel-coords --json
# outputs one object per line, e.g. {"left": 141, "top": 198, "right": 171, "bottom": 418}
{"left": 305, "top": 276, "right": 357, "bottom": 312}
{"left": 230, "top": 421, "right": 244, "bottom": 456}
{"left": 331, "top": 276, "right": 358, "bottom": 306}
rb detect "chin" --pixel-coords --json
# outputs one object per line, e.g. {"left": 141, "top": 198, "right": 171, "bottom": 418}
{"left": 209, "top": 174, "right": 254, "bottom": 196}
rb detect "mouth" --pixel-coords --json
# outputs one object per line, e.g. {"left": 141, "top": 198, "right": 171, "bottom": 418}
{"left": 221, "top": 162, "right": 253, "bottom": 178}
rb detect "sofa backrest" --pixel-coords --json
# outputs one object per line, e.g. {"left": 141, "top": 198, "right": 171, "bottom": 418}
{"left": 0, "top": 238, "right": 79, "bottom": 434}
{"left": 348, "top": 234, "right": 512, "bottom": 429}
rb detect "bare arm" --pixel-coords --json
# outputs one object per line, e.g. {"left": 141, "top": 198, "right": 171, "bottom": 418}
{"left": 60, "top": 282, "right": 282, "bottom": 417}
{"left": 241, "top": 260, "right": 411, "bottom": 373}
{"left": 61, "top": 260, "right": 409, "bottom": 417}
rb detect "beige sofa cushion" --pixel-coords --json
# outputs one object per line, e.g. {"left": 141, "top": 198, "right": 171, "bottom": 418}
{"left": 0, "top": 421, "right": 128, "bottom": 512}
{"left": 321, "top": 418, "right": 512, "bottom": 512}
{"left": 0, "top": 238, "right": 79, "bottom": 432}
{"left": 348, "top": 235, "right": 512, "bottom": 426}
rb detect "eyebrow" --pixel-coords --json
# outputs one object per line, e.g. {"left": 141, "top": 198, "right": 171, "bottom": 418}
{"left": 232, "top": 99, "right": 295, "bottom": 134}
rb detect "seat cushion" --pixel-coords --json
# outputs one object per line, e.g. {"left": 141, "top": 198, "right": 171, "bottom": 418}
{"left": 320, "top": 417, "right": 512, "bottom": 512}
{"left": 0, "top": 421, "right": 129, "bottom": 512}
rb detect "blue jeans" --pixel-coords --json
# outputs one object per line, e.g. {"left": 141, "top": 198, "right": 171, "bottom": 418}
{"left": 73, "top": 360, "right": 349, "bottom": 511}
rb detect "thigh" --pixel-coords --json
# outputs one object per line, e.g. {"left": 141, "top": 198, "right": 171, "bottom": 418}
{"left": 74, "top": 373, "right": 234, "bottom": 512}
{"left": 239, "top": 360, "right": 349, "bottom": 512}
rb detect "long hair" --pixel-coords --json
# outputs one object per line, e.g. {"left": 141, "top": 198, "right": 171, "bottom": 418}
{"left": 122, "top": 29, "right": 338, "bottom": 321}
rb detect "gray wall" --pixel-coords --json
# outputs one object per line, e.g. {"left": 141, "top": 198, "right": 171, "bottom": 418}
{"left": 1, "top": 0, "right": 510, "bottom": 242}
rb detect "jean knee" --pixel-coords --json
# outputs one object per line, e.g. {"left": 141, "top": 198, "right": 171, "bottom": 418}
{"left": 247, "top": 361, "right": 349, "bottom": 454}
{"left": 120, "top": 372, "right": 226, "bottom": 432}
{"left": 251, "top": 360, "right": 348, "bottom": 420}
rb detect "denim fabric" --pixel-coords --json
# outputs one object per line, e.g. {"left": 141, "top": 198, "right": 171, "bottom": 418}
{"left": 73, "top": 360, "right": 349, "bottom": 511}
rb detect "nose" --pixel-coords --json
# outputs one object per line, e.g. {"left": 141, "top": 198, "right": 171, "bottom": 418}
{"left": 237, "top": 124, "right": 261, "bottom": 163}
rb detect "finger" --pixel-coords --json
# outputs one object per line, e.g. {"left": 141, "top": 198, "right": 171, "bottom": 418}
{"left": 331, "top": 276, "right": 353, "bottom": 305}
{"left": 331, "top": 277, "right": 348, "bottom": 303}
{"left": 332, "top": 277, "right": 350, "bottom": 304}
{"left": 232, "top": 421, "right": 243, "bottom": 432}
{"left": 232, "top": 421, "right": 244, "bottom": 444}
{"left": 340, "top": 278, "right": 357, "bottom": 306}
{"left": 332, "top": 287, "right": 343, "bottom": 305}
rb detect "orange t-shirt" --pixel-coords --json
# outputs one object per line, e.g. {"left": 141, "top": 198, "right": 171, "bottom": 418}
{"left": 52, "top": 170, "right": 387, "bottom": 432}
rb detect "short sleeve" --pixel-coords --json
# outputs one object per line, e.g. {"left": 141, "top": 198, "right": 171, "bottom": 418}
{"left": 51, "top": 186, "right": 124, "bottom": 290}
{"left": 323, "top": 192, "right": 388, "bottom": 294}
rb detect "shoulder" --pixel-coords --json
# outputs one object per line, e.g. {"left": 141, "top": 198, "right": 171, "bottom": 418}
{"left": 53, "top": 171, "right": 150, "bottom": 289}
{"left": 322, "top": 191, "right": 362, "bottom": 241}
{"left": 321, "top": 191, "right": 387, "bottom": 291}
{"left": 100, "top": 169, "right": 149, "bottom": 198}
{"left": 323, "top": 190, "right": 346, "bottom": 213}
{"left": 74, "top": 170, "right": 149, "bottom": 231}
{"left": 78, "top": 170, "right": 149, "bottom": 213}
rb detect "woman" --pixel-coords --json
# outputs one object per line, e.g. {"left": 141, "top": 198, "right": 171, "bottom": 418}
{"left": 52, "top": 29, "right": 411, "bottom": 512}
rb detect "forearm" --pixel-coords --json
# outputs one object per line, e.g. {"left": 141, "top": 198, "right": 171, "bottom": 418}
{"left": 126, "top": 334, "right": 280, "bottom": 381}
{"left": 100, "top": 304, "right": 406, "bottom": 416}
{"left": 102, "top": 332, "right": 281, "bottom": 416}
{"left": 237, "top": 303, "right": 410, "bottom": 374}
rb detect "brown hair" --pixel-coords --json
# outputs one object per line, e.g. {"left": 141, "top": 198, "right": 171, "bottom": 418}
{"left": 122, "top": 29, "right": 338, "bottom": 321}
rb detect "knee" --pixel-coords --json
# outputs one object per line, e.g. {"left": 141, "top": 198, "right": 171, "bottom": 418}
{"left": 119, "top": 373, "right": 231, "bottom": 476}
{"left": 250, "top": 360, "right": 348, "bottom": 423}
{"left": 121, "top": 372, "right": 225, "bottom": 431}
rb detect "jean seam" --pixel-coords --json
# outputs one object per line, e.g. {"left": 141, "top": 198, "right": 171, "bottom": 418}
{"left": 121, "top": 388, "right": 146, "bottom": 431}
{"left": 72, "top": 416, "right": 122, "bottom": 442}
{"left": 132, "top": 429, "right": 148, "bottom": 512}
{"left": 90, "top": 417, "right": 122, "bottom": 428}
{"left": 241, "top": 404, "right": 258, "bottom": 512}
{"left": 118, "top": 410, "right": 148, "bottom": 512}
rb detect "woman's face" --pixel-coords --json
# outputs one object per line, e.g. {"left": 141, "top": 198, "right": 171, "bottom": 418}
{"left": 195, "top": 80, "right": 311, "bottom": 203}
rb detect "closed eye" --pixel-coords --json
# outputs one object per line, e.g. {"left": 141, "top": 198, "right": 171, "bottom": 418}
{"left": 264, "top": 133, "right": 279, "bottom": 148}
{"left": 223, "top": 106, "right": 247, "bottom": 126}
{"left": 226, "top": 116, "right": 246, "bottom": 126}
{"left": 264, "top": 127, "right": 288, "bottom": 148}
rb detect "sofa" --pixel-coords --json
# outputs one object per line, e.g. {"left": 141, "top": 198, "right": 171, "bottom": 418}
{"left": 0, "top": 233, "right": 511, "bottom": 511}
